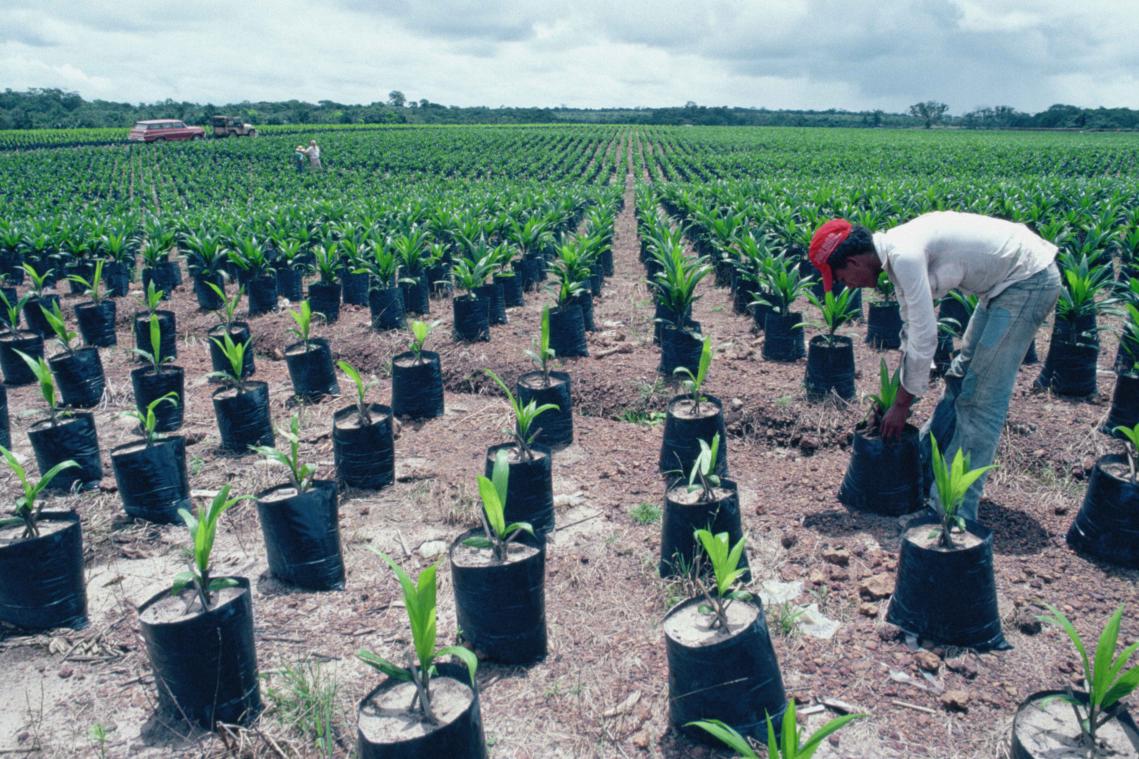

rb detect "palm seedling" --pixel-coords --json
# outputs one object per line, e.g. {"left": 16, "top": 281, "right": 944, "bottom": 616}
{"left": 288, "top": 300, "right": 318, "bottom": 350}
{"left": 120, "top": 393, "right": 179, "bottom": 446}
{"left": 1038, "top": 604, "right": 1139, "bottom": 756}
{"left": 525, "top": 306, "right": 557, "bottom": 386}
{"left": 207, "top": 282, "right": 244, "bottom": 330}
{"left": 252, "top": 414, "right": 315, "bottom": 492}
{"left": 0, "top": 290, "right": 26, "bottom": 334}
{"left": 451, "top": 254, "right": 492, "bottom": 299}
{"left": 133, "top": 314, "right": 175, "bottom": 374}
{"left": 802, "top": 288, "right": 859, "bottom": 345}
{"left": 1056, "top": 252, "right": 1118, "bottom": 327}
{"left": 40, "top": 301, "right": 79, "bottom": 356}
{"left": 68, "top": 258, "right": 106, "bottom": 303}
{"left": 356, "top": 552, "right": 477, "bottom": 724}
{"left": 17, "top": 351, "right": 64, "bottom": 426}
{"left": 366, "top": 242, "right": 404, "bottom": 289}
{"left": 484, "top": 369, "right": 558, "bottom": 461}
{"left": 21, "top": 262, "right": 55, "bottom": 298}
{"left": 232, "top": 236, "right": 274, "bottom": 279}
{"left": 874, "top": 271, "right": 896, "bottom": 303}
{"left": 687, "top": 433, "right": 723, "bottom": 503}
{"left": 463, "top": 449, "right": 535, "bottom": 563}
{"left": 688, "top": 699, "right": 864, "bottom": 759}
{"left": 172, "top": 485, "right": 249, "bottom": 613}
{"left": 140, "top": 280, "right": 164, "bottom": 320}
{"left": 0, "top": 445, "right": 77, "bottom": 539}
{"left": 312, "top": 242, "right": 341, "bottom": 285}
{"left": 407, "top": 319, "right": 438, "bottom": 365}
{"left": 692, "top": 528, "right": 749, "bottom": 632}
{"left": 673, "top": 335, "right": 712, "bottom": 414}
{"left": 1114, "top": 422, "right": 1139, "bottom": 485}
{"left": 338, "top": 360, "right": 377, "bottom": 426}
{"left": 182, "top": 231, "right": 228, "bottom": 279}
{"left": 928, "top": 434, "right": 996, "bottom": 548}
{"left": 754, "top": 253, "right": 811, "bottom": 316}
{"left": 866, "top": 359, "right": 901, "bottom": 430}
{"left": 209, "top": 333, "right": 252, "bottom": 393}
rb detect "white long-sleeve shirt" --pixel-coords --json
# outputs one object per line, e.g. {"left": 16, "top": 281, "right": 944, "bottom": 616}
{"left": 872, "top": 211, "right": 1057, "bottom": 397}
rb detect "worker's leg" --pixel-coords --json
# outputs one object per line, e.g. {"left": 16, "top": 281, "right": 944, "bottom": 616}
{"left": 926, "top": 265, "right": 1060, "bottom": 521}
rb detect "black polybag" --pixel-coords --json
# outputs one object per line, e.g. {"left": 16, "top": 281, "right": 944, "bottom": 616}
{"left": 284, "top": 338, "right": 340, "bottom": 401}
{"left": 659, "top": 393, "right": 728, "bottom": 478}
{"left": 341, "top": 271, "right": 370, "bottom": 306}
{"left": 29, "top": 413, "right": 102, "bottom": 491}
{"left": 111, "top": 437, "right": 191, "bottom": 523}
{"left": 134, "top": 310, "right": 177, "bottom": 361}
{"left": 257, "top": 480, "right": 345, "bottom": 590}
{"left": 391, "top": 350, "right": 445, "bottom": 419}
{"left": 50, "top": 347, "right": 105, "bottom": 408}
{"left": 308, "top": 281, "right": 341, "bottom": 323}
{"left": 1066, "top": 454, "right": 1139, "bottom": 568}
{"left": 75, "top": 300, "right": 116, "bottom": 347}
{"left": 138, "top": 577, "right": 262, "bottom": 729}
{"left": 484, "top": 444, "right": 554, "bottom": 538}
{"left": 838, "top": 423, "right": 923, "bottom": 516}
{"left": 333, "top": 404, "right": 395, "bottom": 490}
{"left": 0, "top": 331, "right": 43, "bottom": 385}
{"left": 762, "top": 311, "right": 805, "bottom": 361}
{"left": 368, "top": 286, "right": 406, "bottom": 331}
{"left": 516, "top": 371, "right": 573, "bottom": 449}
{"left": 450, "top": 530, "right": 547, "bottom": 664}
{"left": 804, "top": 335, "right": 855, "bottom": 400}
{"left": 659, "top": 324, "right": 703, "bottom": 377}
{"left": 452, "top": 295, "right": 490, "bottom": 342}
{"left": 548, "top": 304, "right": 588, "bottom": 358}
{"left": 131, "top": 365, "right": 185, "bottom": 432}
{"left": 0, "top": 511, "right": 87, "bottom": 630}
{"left": 659, "top": 479, "right": 750, "bottom": 580}
{"left": 247, "top": 274, "right": 277, "bottom": 316}
{"left": 886, "top": 514, "right": 1010, "bottom": 650}
{"left": 866, "top": 302, "right": 903, "bottom": 349}
{"left": 1103, "top": 372, "right": 1139, "bottom": 436}
{"left": 212, "top": 382, "right": 274, "bottom": 452}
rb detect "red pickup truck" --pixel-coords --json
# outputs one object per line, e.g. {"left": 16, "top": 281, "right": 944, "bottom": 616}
{"left": 128, "top": 119, "right": 205, "bottom": 143}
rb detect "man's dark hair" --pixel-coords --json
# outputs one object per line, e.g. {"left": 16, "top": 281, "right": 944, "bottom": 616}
{"left": 828, "top": 225, "right": 874, "bottom": 271}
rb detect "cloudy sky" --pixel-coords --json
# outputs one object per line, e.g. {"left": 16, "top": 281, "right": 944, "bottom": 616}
{"left": 2, "top": 0, "right": 1137, "bottom": 114}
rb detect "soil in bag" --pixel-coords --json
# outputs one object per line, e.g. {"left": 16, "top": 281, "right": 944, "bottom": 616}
{"left": 516, "top": 371, "right": 573, "bottom": 449}
{"left": 356, "top": 661, "right": 487, "bottom": 759}
{"left": 131, "top": 366, "right": 185, "bottom": 432}
{"left": 0, "top": 330, "right": 43, "bottom": 385}
{"left": 111, "top": 437, "right": 191, "bottom": 524}
{"left": 29, "top": 414, "right": 102, "bottom": 491}
{"left": 212, "top": 382, "right": 274, "bottom": 452}
{"left": 664, "top": 596, "right": 786, "bottom": 742}
{"left": 0, "top": 511, "right": 87, "bottom": 630}
{"left": 50, "top": 347, "right": 105, "bottom": 408}
{"left": 134, "top": 310, "right": 177, "bottom": 361}
{"left": 257, "top": 480, "right": 345, "bottom": 590}
{"left": 886, "top": 514, "right": 1009, "bottom": 651}
{"left": 138, "top": 578, "right": 261, "bottom": 729}
{"left": 659, "top": 394, "right": 728, "bottom": 478}
{"left": 75, "top": 300, "right": 116, "bottom": 347}
{"left": 391, "top": 351, "right": 444, "bottom": 419}
{"left": 450, "top": 531, "right": 547, "bottom": 664}
{"left": 659, "top": 479, "right": 750, "bottom": 580}
{"left": 1065, "top": 454, "right": 1139, "bottom": 569}
{"left": 333, "top": 404, "right": 395, "bottom": 490}
{"left": 838, "top": 423, "right": 923, "bottom": 516}
{"left": 1010, "top": 690, "right": 1139, "bottom": 759}
{"left": 285, "top": 338, "right": 340, "bottom": 400}
{"left": 484, "top": 444, "right": 555, "bottom": 538}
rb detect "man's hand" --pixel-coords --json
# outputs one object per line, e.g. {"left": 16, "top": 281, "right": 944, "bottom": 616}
{"left": 881, "top": 386, "right": 916, "bottom": 441}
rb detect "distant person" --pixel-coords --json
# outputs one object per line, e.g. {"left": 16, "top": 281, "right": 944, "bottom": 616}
{"left": 807, "top": 212, "right": 1059, "bottom": 521}
{"left": 292, "top": 145, "right": 306, "bottom": 173}
{"left": 295, "top": 139, "right": 322, "bottom": 171}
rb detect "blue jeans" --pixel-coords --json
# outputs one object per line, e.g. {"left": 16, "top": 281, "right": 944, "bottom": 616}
{"left": 920, "top": 263, "right": 1061, "bottom": 520}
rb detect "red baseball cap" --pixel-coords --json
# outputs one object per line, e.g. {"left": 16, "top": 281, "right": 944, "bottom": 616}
{"left": 808, "top": 218, "right": 852, "bottom": 292}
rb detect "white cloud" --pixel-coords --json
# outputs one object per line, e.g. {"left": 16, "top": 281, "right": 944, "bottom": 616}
{"left": 0, "top": 0, "right": 1137, "bottom": 112}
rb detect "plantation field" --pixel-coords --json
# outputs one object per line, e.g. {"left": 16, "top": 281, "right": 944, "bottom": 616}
{"left": 0, "top": 125, "right": 1137, "bottom": 758}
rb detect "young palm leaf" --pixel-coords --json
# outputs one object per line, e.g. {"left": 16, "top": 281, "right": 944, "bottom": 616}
{"left": 693, "top": 527, "right": 750, "bottom": 631}
{"left": 251, "top": 414, "right": 315, "bottom": 491}
{"left": 0, "top": 445, "right": 78, "bottom": 539}
{"left": 1114, "top": 422, "right": 1139, "bottom": 484}
{"left": 484, "top": 368, "right": 558, "bottom": 460}
{"left": 928, "top": 434, "right": 996, "bottom": 548}
{"left": 208, "top": 332, "right": 250, "bottom": 392}
{"left": 673, "top": 336, "right": 712, "bottom": 412}
{"left": 172, "top": 485, "right": 249, "bottom": 613}
{"left": 119, "top": 392, "right": 178, "bottom": 446}
{"left": 16, "top": 350, "right": 61, "bottom": 424}
{"left": 337, "top": 359, "right": 375, "bottom": 425}
{"left": 524, "top": 306, "right": 556, "bottom": 384}
{"left": 463, "top": 449, "right": 534, "bottom": 562}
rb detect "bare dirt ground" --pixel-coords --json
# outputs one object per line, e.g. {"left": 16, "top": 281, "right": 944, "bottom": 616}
{"left": 1, "top": 155, "right": 1136, "bottom": 758}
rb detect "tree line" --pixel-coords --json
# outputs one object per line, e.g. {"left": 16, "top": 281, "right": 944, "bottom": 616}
{"left": 2, "top": 88, "right": 1137, "bottom": 131}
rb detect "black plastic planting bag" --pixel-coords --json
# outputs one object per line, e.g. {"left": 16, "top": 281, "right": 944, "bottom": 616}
{"left": 0, "top": 511, "right": 87, "bottom": 630}
{"left": 516, "top": 371, "right": 573, "bottom": 448}
{"left": 257, "top": 480, "right": 345, "bottom": 590}
{"left": 548, "top": 304, "right": 588, "bottom": 358}
{"left": 1066, "top": 455, "right": 1139, "bottom": 568}
{"left": 131, "top": 366, "right": 184, "bottom": 433}
{"left": 838, "top": 423, "right": 923, "bottom": 516}
{"left": 401, "top": 274, "right": 431, "bottom": 315}
{"left": 75, "top": 300, "right": 116, "bottom": 347}
{"left": 477, "top": 282, "right": 507, "bottom": 325}
{"left": 285, "top": 339, "right": 340, "bottom": 400}
{"left": 368, "top": 286, "right": 406, "bottom": 331}
{"left": 308, "top": 282, "right": 341, "bottom": 323}
{"left": 193, "top": 273, "right": 226, "bottom": 310}
{"left": 665, "top": 597, "right": 786, "bottom": 741}
{"left": 499, "top": 273, "right": 524, "bottom": 308}
{"left": 142, "top": 261, "right": 179, "bottom": 296}
{"left": 275, "top": 268, "right": 303, "bottom": 302}
{"left": 357, "top": 661, "right": 487, "bottom": 759}
{"left": 601, "top": 248, "right": 614, "bottom": 277}
{"left": 659, "top": 324, "right": 704, "bottom": 377}
{"left": 804, "top": 336, "right": 856, "bottom": 400}
{"left": 484, "top": 444, "right": 555, "bottom": 537}
{"left": 341, "top": 271, "right": 370, "bottom": 306}
{"left": 138, "top": 577, "right": 262, "bottom": 729}
{"left": 733, "top": 277, "right": 757, "bottom": 317}
{"left": 50, "top": 347, "right": 105, "bottom": 409}
{"left": 659, "top": 394, "right": 728, "bottom": 477}
{"left": 659, "top": 479, "right": 750, "bottom": 580}
{"left": 866, "top": 302, "right": 903, "bottom": 349}
{"left": 391, "top": 350, "right": 444, "bottom": 419}
{"left": 450, "top": 531, "right": 547, "bottom": 664}
{"left": 762, "top": 311, "right": 805, "bottom": 361}
{"left": 111, "top": 437, "right": 191, "bottom": 524}
{"left": 0, "top": 384, "right": 8, "bottom": 449}
{"left": 453, "top": 295, "right": 490, "bottom": 342}
{"left": 1103, "top": 373, "right": 1139, "bottom": 435}
{"left": 247, "top": 274, "right": 277, "bottom": 316}
{"left": 573, "top": 291, "right": 594, "bottom": 332}
{"left": 212, "top": 382, "right": 274, "bottom": 452}
{"left": 23, "top": 294, "right": 59, "bottom": 337}
{"left": 333, "top": 404, "right": 395, "bottom": 490}
{"left": 887, "top": 514, "right": 1009, "bottom": 651}
{"left": 105, "top": 262, "right": 130, "bottom": 298}
{"left": 0, "top": 331, "right": 43, "bottom": 385}
{"left": 208, "top": 323, "right": 254, "bottom": 378}
{"left": 134, "top": 310, "right": 177, "bottom": 361}
{"left": 654, "top": 302, "right": 694, "bottom": 345}
{"left": 29, "top": 414, "right": 102, "bottom": 491}
{"left": 1036, "top": 314, "right": 1097, "bottom": 396}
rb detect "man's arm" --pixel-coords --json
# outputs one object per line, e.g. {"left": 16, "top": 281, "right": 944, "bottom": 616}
{"left": 881, "top": 252, "right": 936, "bottom": 440}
